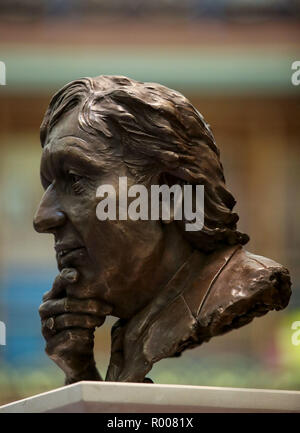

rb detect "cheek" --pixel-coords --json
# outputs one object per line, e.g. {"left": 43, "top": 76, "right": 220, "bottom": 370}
{"left": 67, "top": 195, "right": 95, "bottom": 226}
{"left": 72, "top": 185, "right": 164, "bottom": 265}
{"left": 118, "top": 219, "right": 164, "bottom": 262}
{"left": 90, "top": 220, "right": 164, "bottom": 270}
{"left": 82, "top": 193, "right": 129, "bottom": 261}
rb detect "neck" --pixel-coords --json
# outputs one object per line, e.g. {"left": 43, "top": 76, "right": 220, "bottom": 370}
{"left": 113, "top": 226, "right": 206, "bottom": 319}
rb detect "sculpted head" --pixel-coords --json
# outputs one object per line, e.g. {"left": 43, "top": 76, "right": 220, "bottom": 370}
{"left": 34, "top": 75, "right": 249, "bottom": 318}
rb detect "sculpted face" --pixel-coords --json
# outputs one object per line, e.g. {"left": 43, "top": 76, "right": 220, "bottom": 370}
{"left": 34, "top": 105, "right": 192, "bottom": 319}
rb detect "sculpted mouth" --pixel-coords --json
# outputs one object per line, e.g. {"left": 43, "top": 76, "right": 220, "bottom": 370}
{"left": 55, "top": 245, "right": 85, "bottom": 259}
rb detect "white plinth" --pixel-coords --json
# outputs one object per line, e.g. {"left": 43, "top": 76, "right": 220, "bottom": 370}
{"left": 0, "top": 381, "right": 300, "bottom": 413}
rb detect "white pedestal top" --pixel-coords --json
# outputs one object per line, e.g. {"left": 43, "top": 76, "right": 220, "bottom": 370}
{"left": 0, "top": 381, "right": 300, "bottom": 413}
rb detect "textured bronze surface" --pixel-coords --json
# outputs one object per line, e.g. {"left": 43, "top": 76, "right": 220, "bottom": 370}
{"left": 33, "top": 76, "right": 291, "bottom": 384}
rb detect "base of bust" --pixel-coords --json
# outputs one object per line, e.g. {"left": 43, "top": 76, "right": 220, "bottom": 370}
{"left": 0, "top": 381, "right": 299, "bottom": 413}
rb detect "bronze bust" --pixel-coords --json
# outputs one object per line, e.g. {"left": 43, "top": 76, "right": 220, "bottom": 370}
{"left": 33, "top": 75, "right": 291, "bottom": 385}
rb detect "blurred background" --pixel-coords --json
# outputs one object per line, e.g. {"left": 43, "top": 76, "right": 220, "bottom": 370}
{"left": 0, "top": 0, "right": 300, "bottom": 405}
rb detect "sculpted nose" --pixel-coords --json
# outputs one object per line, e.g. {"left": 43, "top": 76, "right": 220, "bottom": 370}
{"left": 33, "top": 184, "right": 66, "bottom": 233}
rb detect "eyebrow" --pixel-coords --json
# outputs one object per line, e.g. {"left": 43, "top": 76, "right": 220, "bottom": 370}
{"left": 41, "top": 136, "right": 107, "bottom": 177}
{"left": 56, "top": 147, "right": 101, "bottom": 171}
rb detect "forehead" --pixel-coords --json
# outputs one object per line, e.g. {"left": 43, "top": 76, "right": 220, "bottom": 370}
{"left": 45, "top": 106, "right": 91, "bottom": 149}
{"left": 42, "top": 106, "right": 113, "bottom": 158}
{"left": 40, "top": 106, "right": 124, "bottom": 176}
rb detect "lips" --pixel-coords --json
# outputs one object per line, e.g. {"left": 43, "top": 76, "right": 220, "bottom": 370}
{"left": 56, "top": 247, "right": 83, "bottom": 258}
{"left": 55, "top": 244, "right": 85, "bottom": 260}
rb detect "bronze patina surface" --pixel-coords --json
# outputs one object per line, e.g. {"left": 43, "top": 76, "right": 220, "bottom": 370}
{"left": 33, "top": 76, "right": 291, "bottom": 384}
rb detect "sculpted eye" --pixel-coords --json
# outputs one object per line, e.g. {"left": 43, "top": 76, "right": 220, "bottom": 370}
{"left": 68, "top": 171, "right": 82, "bottom": 184}
{"left": 67, "top": 170, "right": 86, "bottom": 194}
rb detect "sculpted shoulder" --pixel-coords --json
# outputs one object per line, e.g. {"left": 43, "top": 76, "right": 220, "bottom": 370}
{"left": 190, "top": 246, "right": 292, "bottom": 341}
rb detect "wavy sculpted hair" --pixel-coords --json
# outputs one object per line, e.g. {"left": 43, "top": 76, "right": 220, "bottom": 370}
{"left": 40, "top": 75, "right": 249, "bottom": 252}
